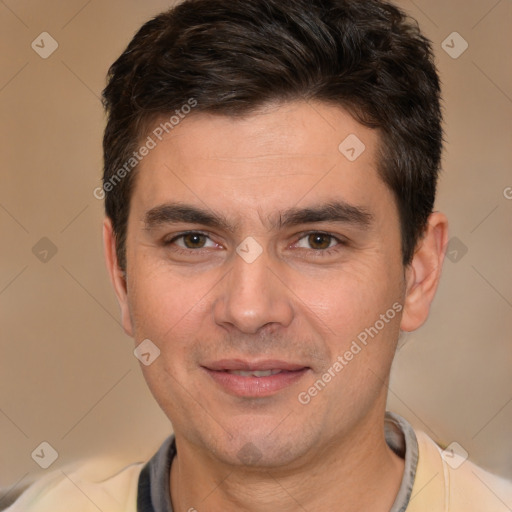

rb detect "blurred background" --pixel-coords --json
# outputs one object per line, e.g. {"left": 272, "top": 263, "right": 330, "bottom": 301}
{"left": 1, "top": 0, "right": 511, "bottom": 504}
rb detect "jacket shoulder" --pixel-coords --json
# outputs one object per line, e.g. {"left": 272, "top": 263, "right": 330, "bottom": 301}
{"left": 408, "top": 430, "right": 512, "bottom": 511}
{"left": 5, "top": 458, "right": 144, "bottom": 512}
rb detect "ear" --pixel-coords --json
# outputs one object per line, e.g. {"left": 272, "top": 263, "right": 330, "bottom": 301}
{"left": 400, "top": 212, "right": 449, "bottom": 332}
{"left": 103, "top": 218, "right": 134, "bottom": 337}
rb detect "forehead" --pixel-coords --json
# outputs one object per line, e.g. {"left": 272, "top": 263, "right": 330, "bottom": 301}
{"left": 145, "top": 101, "right": 376, "bottom": 166}
{"left": 131, "top": 101, "right": 390, "bottom": 223}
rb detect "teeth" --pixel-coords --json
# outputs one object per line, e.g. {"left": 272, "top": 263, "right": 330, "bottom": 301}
{"left": 227, "top": 369, "right": 282, "bottom": 377}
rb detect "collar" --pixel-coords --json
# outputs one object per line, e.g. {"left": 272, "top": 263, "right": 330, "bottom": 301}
{"left": 137, "top": 411, "right": 419, "bottom": 512}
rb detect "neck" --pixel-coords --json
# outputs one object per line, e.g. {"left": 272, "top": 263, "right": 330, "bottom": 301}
{"left": 169, "top": 411, "right": 405, "bottom": 512}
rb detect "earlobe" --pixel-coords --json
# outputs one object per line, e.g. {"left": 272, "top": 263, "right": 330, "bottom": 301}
{"left": 400, "top": 212, "right": 449, "bottom": 332}
{"left": 103, "top": 218, "right": 134, "bottom": 337}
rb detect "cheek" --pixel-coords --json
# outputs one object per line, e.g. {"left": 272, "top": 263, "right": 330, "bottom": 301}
{"left": 127, "top": 267, "right": 211, "bottom": 409}
{"left": 288, "top": 258, "right": 403, "bottom": 339}
{"left": 126, "top": 255, "right": 211, "bottom": 342}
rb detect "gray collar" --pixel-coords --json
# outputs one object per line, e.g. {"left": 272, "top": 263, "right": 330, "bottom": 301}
{"left": 137, "top": 411, "right": 418, "bottom": 512}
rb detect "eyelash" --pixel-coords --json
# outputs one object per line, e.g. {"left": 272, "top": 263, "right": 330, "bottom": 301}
{"left": 163, "top": 231, "right": 347, "bottom": 257}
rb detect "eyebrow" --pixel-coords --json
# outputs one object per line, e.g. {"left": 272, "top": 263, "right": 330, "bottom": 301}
{"left": 144, "top": 201, "right": 373, "bottom": 232}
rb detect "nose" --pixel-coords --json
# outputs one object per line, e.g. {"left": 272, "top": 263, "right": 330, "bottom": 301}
{"left": 213, "top": 245, "right": 294, "bottom": 334}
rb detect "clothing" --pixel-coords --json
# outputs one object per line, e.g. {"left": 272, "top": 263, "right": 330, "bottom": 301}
{"left": 137, "top": 412, "right": 418, "bottom": 512}
{"left": 5, "top": 413, "right": 512, "bottom": 511}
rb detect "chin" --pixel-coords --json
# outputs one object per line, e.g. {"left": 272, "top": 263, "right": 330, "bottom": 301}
{"left": 199, "top": 424, "right": 315, "bottom": 470}
{"left": 222, "top": 440, "right": 300, "bottom": 469}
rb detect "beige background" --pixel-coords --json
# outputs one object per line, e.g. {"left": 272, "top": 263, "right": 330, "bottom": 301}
{"left": 1, "top": 0, "right": 511, "bottom": 503}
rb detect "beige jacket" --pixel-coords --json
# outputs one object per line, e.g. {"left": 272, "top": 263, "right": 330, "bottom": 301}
{"left": 5, "top": 430, "right": 512, "bottom": 511}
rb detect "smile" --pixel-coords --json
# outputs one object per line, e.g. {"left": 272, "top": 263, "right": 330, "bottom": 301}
{"left": 202, "top": 360, "right": 310, "bottom": 397}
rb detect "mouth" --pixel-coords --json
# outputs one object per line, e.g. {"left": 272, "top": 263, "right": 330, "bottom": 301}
{"left": 202, "top": 359, "right": 310, "bottom": 398}
{"left": 224, "top": 369, "right": 284, "bottom": 377}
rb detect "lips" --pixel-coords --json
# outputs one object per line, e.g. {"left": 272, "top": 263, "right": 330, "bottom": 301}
{"left": 202, "top": 359, "right": 309, "bottom": 397}
{"left": 204, "top": 359, "right": 308, "bottom": 372}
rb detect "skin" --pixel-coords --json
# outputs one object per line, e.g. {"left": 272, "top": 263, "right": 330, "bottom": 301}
{"left": 104, "top": 100, "right": 448, "bottom": 512}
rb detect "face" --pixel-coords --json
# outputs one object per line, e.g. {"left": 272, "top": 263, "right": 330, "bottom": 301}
{"left": 106, "top": 101, "right": 434, "bottom": 469}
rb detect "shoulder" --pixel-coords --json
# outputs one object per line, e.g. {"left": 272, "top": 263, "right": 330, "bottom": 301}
{"left": 408, "top": 429, "right": 512, "bottom": 511}
{"left": 5, "top": 457, "right": 144, "bottom": 512}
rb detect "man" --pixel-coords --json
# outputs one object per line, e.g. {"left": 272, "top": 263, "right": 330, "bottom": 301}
{"left": 8, "top": 0, "right": 512, "bottom": 511}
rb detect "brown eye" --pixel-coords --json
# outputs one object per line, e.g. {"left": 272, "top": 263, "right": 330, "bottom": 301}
{"left": 294, "top": 232, "right": 345, "bottom": 254}
{"left": 307, "top": 233, "right": 334, "bottom": 250}
{"left": 182, "top": 233, "right": 208, "bottom": 248}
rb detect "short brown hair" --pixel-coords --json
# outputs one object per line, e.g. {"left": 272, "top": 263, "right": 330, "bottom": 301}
{"left": 102, "top": 0, "right": 442, "bottom": 271}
